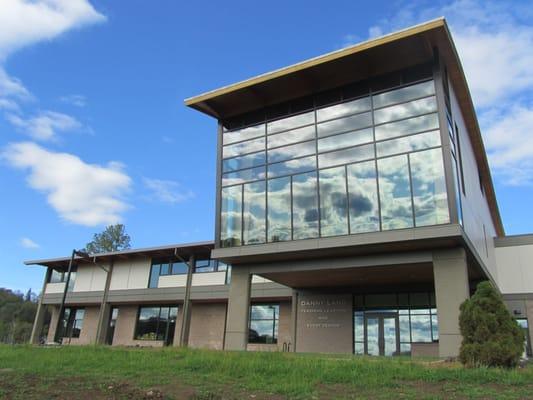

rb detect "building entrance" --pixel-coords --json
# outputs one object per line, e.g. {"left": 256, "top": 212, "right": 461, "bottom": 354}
{"left": 364, "top": 313, "right": 399, "bottom": 356}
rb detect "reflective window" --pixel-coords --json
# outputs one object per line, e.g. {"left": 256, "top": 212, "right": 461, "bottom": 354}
{"left": 222, "top": 151, "right": 265, "bottom": 173}
{"left": 222, "top": 166, "right": 265, "bottom": 186}
{"left": 268, "top": 140, "right": 315, "bottom": 163}
{"left": 223, "top": 137, "right": 265, "bottom": 158}
{"left": 249, "top": 304, "right": 279, "bottom": 344}
{"left": 374, "top": 96, "right": 437, "bottom": 125}
{"left": 135, "top": 306, "right": 178, "bottom": 344}
{"left": 221, "top": 185, "right": 242, "bottom": 247}
{"left": 319, "top": 166, "right": 349, "bottom": 237}
{"left": 267, "top": 177, "right": 291, "bottom": 242}
{"left": 316, "top": 97, "right": 371, "bottom": 122}
{"left": 223, "top": 124, "right": 265, "bottom": 145}
{"left": 373, "top": 80, "right": 435, "bottom": 109}
{"left": 318, "top": 143, "right": 374, "bottom": 169}
{"left": 410, "top": 148, "right": 450, "bottom": 226}
{"left": 243, "top": 181, "right": 266, "bottom": 245}
{"left": 376, "top": 130, "right": 441, "bottom": 158}
{"left": 378, "top": 155, "right": 413, "bottom": 230}
{"left": 317, "top": 112, "right": 372, "bottom": 137}
{"left": 59, "top": 307, "right": 85, "bottom": 339}
{"left": 347, "top": 161, "right": 379, "bottom": 233}
{"left": 268, "top": 156, "right": 316, "bottom": 179}
{"left": 292, "top": 172, "right": 319, "bottom": 240}
{"left": 317, "top": 128, "right": 373, "bottom": 153}
{"left": 375, "top": 113, "right": 439, "bottom": 141}
{"left": 267, "top": 111, "right": 314, "bottom": 134}
{"left": 267, "top": 125, "right": 315, "bottom": 148}
{"left": 194, "top": 259, "right": 215, "bottom": 273}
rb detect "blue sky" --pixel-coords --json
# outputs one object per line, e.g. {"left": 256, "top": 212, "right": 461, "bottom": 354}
{"left": 1, "top": 0, "right": 532, "bottom": 293}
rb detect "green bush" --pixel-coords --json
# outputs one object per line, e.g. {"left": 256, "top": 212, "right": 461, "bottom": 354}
{"left": 459, "top": 281, "right": 524, "bottom": 367}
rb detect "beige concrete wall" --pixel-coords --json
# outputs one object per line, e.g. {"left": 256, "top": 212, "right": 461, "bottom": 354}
{"left": 411, "top": 343, "right": 439, "bottom": 358}
{"left": 45, "top": 282, "right": 66, "bottom": 294}
{"left": 158, "top": 274, "right": 187, "bottom": 288}
{"left": 188, "top": 303, "right": 226, "bottom": 350}
{"left": 448, "top": 79, "right": 498, "bottom": 281}
{"left": 47, "top": 306, "right": 60, "bottom": 343}
{"left": 109, "top": 257, "right": 151, "bottom": 290}
{"left": 73, "top": 263, "right": 107, "bottom": 292}
{"left": 191, "top": 272, "right": 226, "bottom": 286}
{"left": 495, "top": 244, "right": 533, "bottom": 294}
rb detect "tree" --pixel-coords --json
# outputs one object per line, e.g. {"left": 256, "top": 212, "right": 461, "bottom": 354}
{"left": 84, "top": 224, "right": 131, "bottom": 254}
{"left": 459, "top": 281, "right": 524, "bottom": 367}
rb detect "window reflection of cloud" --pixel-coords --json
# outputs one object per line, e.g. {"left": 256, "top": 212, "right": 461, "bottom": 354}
{"left": 221, "top": 186, "right": 242, "bottom": 246}
{"left": 267, "top": 111, "right": 315, "bottom": 134}
{"left": 222, "top": 166, "right": 265, "bottom": 186}
{"left": 317, "top": 112, "right": 372, "bottom": 137}
{"left": 223, "top": 151, "right": 265, "bottom": 172}
{"left": 267, "top": 177, "right": 291, "bottom": 242}
{"left": 319, "top": 143, "right": 374, "bottom": 169}
{"left": 223, "top": 137, "right": 265, "bottom": 158}
{"left": 243, "top": 181, "right": 265, "bottom": 244}
{"left": 268, "top": 140, "right": 315, "bottom": 163}
{"left": 375, "top": 113, "right": 439, "bottom": 141}
{"left": 268, "top": 156, "right": 316, "bottom": 179}
{"left": 224, "top": 124, "right": 265, "bottom": 145}
{"left": 410, "top": 149, "right": 449, "bottom": 226}
{"left": 378, "top": 155, "right": 413, "bottom": 230}
{"left": 374, "top": 96, "right": 437, "bottom": 125}
{"left": 292, "top": 172, "right": 318, "bottom": 239}
{"left": 319, "top": 167, "right": 348, "bottom": 237}
{"left": 373, "top": 80, "right": 435, "bottom": 109}
{"left": 376, "top": 130, "right": 441, "bottom": 158}
{"left": 347, "top": 161, "right": 379, "bottom": 233}
{"left": 316, "top": 97, "right": 371, "bottom": 122}
{"left": 267, "top": 125, "right": 315, "bottom": 148}
{"left": 318, "top": 128, "right": 373, "bottom": 153}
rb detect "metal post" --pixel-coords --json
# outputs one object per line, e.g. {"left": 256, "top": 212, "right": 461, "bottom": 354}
{"left": 53, "top": 249, "right": 76, "bottom": 343}
{"left": 30, "top": 267, "right": 52, "bottom": 344}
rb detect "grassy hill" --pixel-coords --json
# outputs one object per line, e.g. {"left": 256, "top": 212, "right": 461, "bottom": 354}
{"left": 0, "top": 345, "right": 532, "bottom": 399}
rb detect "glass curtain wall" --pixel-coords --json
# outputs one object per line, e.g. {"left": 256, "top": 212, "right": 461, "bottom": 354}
{"left": 220, "top": 79, "right": 450, "bottom": 247}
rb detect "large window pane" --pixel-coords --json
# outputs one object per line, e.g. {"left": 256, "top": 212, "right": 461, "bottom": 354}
{"left": 319, "top": 166, "right": 349, "bottom": 237}
{"left": 136, "top": 307, "right": 160, "bottom": 340}
{"left": 223, "top": 124, "right": 265, "bottom": 145}
{"left": 223, "top": 136, "right": 265, "bottom": 158}
{"left": 374, "top": 96, "right": 437, "bottom": 125}
{"left": 267, "top": 177, "right": 291, "bottom": 242}
{"left": 317, "top": 112, "right": 372, "bottom": 138}
{"left": 267, "top": 111, "right": 314, "bottom": 134}
{"left": 222, "top": 166, "right": 265, "bottom": 186}
{"left": 410, "top": 315, "right": 432, "bottom": 342}
{"left": 318, "top": 143, "right": 374, "bottom": 169}
{"left": 318, "top": 128, "right": 373, "bottom": 153}
{"left": 373, "top": 80, "right": 435, "bottom": 109}
{"left": 268, "top": 140, "right": 315, "bottom": 163}
{"left": 375, "top": 113, "right": 439, "bottom": 141}
{"left": 243, "top": 181, "right": 266, "bottom": 245}
{"left": 267, "top": 125, "right": 315, "bottom": 148}
{"left": 292, "top": 172, "right": 319, "bottom": 239}
{"left": 221, "top": 185, "right": 242, "bottom": 247}
{"left": 317, "top": 97, "right": 371, "bottom": 122}
{"left": 409, "top": 148, "right": 450, "bottom": 227}
{"left": 268, "top": 156, "right": 316, "bottom": 178}
{"left": 376, "top": 130, "right": 441, "bottom": 158}
{"left": 347, "top": 161, "right": 379, "bottom": 233}
{"left": 378, "top": 155, "right": 413, "bottom": 230}
{"left": 223, "top": 151, "right": 265, "bottom": 172}
{"left": 249, "top": 304, "right": 279, "bottom": 344}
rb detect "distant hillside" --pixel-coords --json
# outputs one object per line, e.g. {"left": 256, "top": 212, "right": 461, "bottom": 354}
{"left": 0, "top": 288, "right": 41, "bottom": 344}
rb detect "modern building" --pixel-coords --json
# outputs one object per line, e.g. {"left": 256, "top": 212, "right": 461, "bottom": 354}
{"left": 27, "top": 18, "right": 533, "bottom": 358}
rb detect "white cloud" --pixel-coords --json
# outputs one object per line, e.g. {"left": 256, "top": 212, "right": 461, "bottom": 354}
{"left": 7, "top": 110, "right": 82, "bottom": 141}
{"left": 20, "top": 237, "right": 40, "bottom": 249}
{"left": 361, "top": 0, "right": 533, "bottom": 185}
{"left": 60, "top": 94, "right": 86, "bottom": 107}
{"left": 2, "top": 142, "right": 131, "bottom": 226}
{"left": 0, "top": 67, "right": 31, "bottom": 100}
{"left": 143, "top": 178, "right": 195, "bottom": 204}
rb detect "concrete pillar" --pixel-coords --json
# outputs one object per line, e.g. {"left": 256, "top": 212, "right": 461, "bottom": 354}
{"left": 178, "top": 255, "right": 195, "bottom": 346}
{"left": 433, "top": 247, "right": 469, "bottom": 358}
{"left": 95, "top": 260, "right": 114, "bottom": 345}
{"left": 30, "top": 267, "right": 51, "bottom": 344}
{"left": 47, "top": 306, "right": 60, "bottom": 344}
{"left": 526, "top": 300, "right": 533, "bottom": 354}
{"left": 224, "top": 266, "right": 251, "bottom": 350}
{"left": 291, "top": 290, "right": 298, "bottom": 352}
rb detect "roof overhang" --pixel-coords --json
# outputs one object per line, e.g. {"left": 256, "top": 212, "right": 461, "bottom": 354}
{"left": 185, "top": 17, "right": 504, "bottom": 237}
{"left": 24, "top": 240, "right": 214, "bottom": 270}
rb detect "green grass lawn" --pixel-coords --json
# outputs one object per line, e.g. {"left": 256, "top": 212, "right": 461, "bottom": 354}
{"left": 0, "top": 345, "right": 532, "bottom": 399}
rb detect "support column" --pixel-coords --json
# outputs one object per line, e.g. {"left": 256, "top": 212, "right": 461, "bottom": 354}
{"left": 95, "top": 260, "right": 114, "bottom": 345}
{"left": 433, "top": 247, "right": 469, "bottom": 358}
{"left": 291, "top": 290, "right": 298, "bottom": 352}
{"left": 178, "top": 255, "right": 195, "bottom": 346}
{"left": 30, "top": 267, "right": 51, "bottom": 344}
{"left": 224, "top": 266, "right": 251, "bottom": 350}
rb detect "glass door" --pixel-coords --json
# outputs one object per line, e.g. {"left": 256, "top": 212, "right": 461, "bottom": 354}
{"left": 364, "top": 314, "right": 399, "bottom": 356}
{"left": 105, "top": 307, "right": 119, "bottom": 345}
